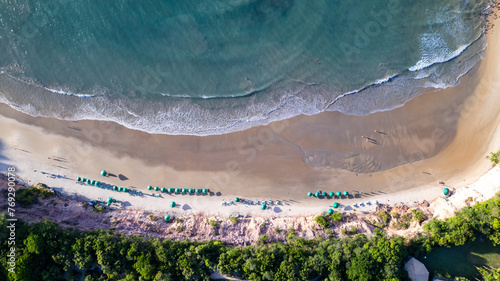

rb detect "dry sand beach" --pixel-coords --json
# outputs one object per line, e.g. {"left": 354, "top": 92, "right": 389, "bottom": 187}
{"left": 1, "top": 19, "right": 500, "bottom": 220}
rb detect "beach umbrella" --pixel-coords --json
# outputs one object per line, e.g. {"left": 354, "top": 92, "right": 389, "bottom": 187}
{"left": 175, "top": 188, "right": 181, "bottom": 193}
{"left": 165, "top": 215, "right": 171, "bottom": 222}
{"left": 95, "top": 181, "right": 100, "bottom": 187}
{"left": 343, "top": 191, "right": 349, "bottom": 196}
{"left": 154, "top": 186, "right": 159, "bottom": 191}
{"left": 170, "top": 201, "right": 176, "bottom": 208}
{"left": 182, "top": 188, "right": 187, "bottom": 194}
{"left": 189, "top": 188, "right": 194, "bottom": 194}
{"left": 315, "top": 191, "right": 320, "bottom": 197}
{"left": 124, "top": 188, "right": 128, "bottom": 192}
{"left": 322, "top": 192, "right": 327, "bottom": 197}
{"left": 307, "top": 192, "right": 313, "bottom": 197}
{"left": 119, "top": 187, "right": 124, "bottom": 192}
{"left": 443, "top": 188, "right": 450, "bottom": 195}
{"left": 113, "top": 185, "right": 118, "bottom": 191}
{"left": 235, "top": 197, "right": 240, "bottom": 202}
{"left": 90, "top": 180, "right": 95, "bottom": 185}
{"left": 203, "top": 188, "right": 208, "bottom": 194}
{"left": 161, "top": 187, "right": 166, "bottom": 193}
{"left": 168, "top": 187, "right": 174, "bottom": 193}
{"left": 101, "top": 170, "right": 107, "bottom": 176}
{"left": 260, "top": 204, "right": 266, "bottom": 210}
{"left": 329, "top": 192, "right": 334, "bottom": 197}
{"left": 333, "top": 202, "right": 340, "bottom": 209}
{"left": 76, "top": 177, "right": 81, "bottom": 182}
{"left": 196, "top": 188, "right": 201, "bottom": 194}
{"left": 336, "top": 191, "right": 341, "bottom": 197}
{"left": 147, "top": 185, "right": 152, "bottom": 190}
{"left": 327, "top": 208, "right": 334, "bottom": 214}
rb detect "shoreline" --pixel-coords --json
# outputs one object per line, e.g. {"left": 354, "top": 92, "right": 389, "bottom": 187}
{"left": 1, "top": 19, "right": 500, "bottom": 220}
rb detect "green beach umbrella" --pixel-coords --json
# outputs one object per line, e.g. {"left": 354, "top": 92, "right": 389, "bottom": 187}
{"left": 443, "top": 188, "right": 450, "bottom": 195}
{"left": 343, "top": 191, "right": 349, "bottom": 196}
{"left": 154, "top": 186, "right": 159, "bottom": 191}
{"left": 91, "top": 180, "right": 96, "bottom": 185}
{"left": 261, "top": 204, "right": 266, "bottom": 210}
{"left": 307, "top": 192, "right": 313, "bottom": 197}
{"left": 336, "top": 191, "right": 341, "bottom": 197}
{"left": 327, "top": 208, "right": 334, "bottom": 214}
{"left": 119, "top": 187, "right": 124, "bottom": 192}
{"left": 113, "top": 185, "right": 118, "bottom": 191}
{"left": 189, "top": 188, "right": 194, "bottom": 194}
{"left": 101, "top": 170, "right": 107, "bottom": 176}
{"left": 168, "top": 187, "right": 174, "bottom": 193}
{"left": 170, "top": 201, "right": 176, "bottom": 208}
{"left": 161, "top": 187, "right": 166, "bottom": 193}
{"left": 95, "top": 181, "right": 100, "bottom": 187}
{"left": 76, "top": 177, "right": 81, "bottom": 182}
{"left": 147, "top": 185, "right": 153, "bottom": 190}
{"left": 329, "top": 192, "right": 334, "bottom": 197}
{"left": 315, "top": 191, "right": 320, "bottom": 197}
{"left": 202, "top": 188, "right": 208, "bottom": 194}
{"left": 235, "top": 197, "right": 240, "bottom": 202}
{"left": 322, "top": 192, "right": 327, "bottom": 197}
{"left": 165, "top": 215, "right": 171, "bottom": 222}
{"left": 124, "top": 188, "right": 128, "bottom": 192}
{"left": 196, "top": 188, "right": 201, "bottom": 194}
{"left": 333, "top": 202, "right": 340, "bottom": 209}
{"left": 182, "top": 188, "right": 187, "bottom": 194}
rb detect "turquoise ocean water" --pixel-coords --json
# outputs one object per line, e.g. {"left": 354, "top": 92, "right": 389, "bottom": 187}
{"left": 0, "top": 0, "right": 492, "bottom": 135}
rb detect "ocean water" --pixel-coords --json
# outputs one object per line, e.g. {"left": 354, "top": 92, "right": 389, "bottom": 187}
{"left": 0, "top": 0, "right": 492, "bottom": 135}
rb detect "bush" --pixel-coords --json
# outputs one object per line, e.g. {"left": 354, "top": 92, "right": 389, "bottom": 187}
{"left": 412, "top": 210, "right": 427, "bottom": 224}
{"left": 376, "top": 210, "right": 392, "bottom": 227}
{"left": 209, "top": 220, "right": 219, "bottom": 229}
{"left": 349, "top": 227, "right": 359, "bottom": 235}
{"left": 331, "top": 212, "right": 342, "bottom": 222}
{"left": 257, "top": 235, "right": 268, "bottom": 245}
{"left": 92, "top": 205, "right": 105, "bottom": 214}
{"left": 148, "top": 214, "right": 156, "bottom": 221}
{"left": 230, "top": 216, "right": 239, "bottom": 224}
{"left": 490, "top": 150, "right": 500, "bottom": 164}
{"left": 315, "top": 215, "right": 329, "bottom": 229}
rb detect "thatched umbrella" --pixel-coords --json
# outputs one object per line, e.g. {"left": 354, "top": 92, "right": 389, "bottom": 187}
{"left": 101, "top": 170, "right": 108, "bottom": 177}
{"left": 170, "top": 201, "right": 176, "bottom": 208}
{"left": 333, "top": 202, "right": 339, "bottom": 209}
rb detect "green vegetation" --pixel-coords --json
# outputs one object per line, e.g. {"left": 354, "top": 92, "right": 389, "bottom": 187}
{"left": 15, "top": 186, "right": 54, "bottom": 207}
{"left": 376, "top": 210, "right": 391, "bottom": 227}
{"left": 490, "top": 150, "right": 500, "bottom": 164}
{"left": 209, "top": 220, "right": 219, "bottom": 229}
{"left": 314, "top": 215, "right": 329, "bottom": 229}
{"left": 2, "top": 192, "right": 500, "bottom": 280}
{"left": 230, "top": 216, "right": 239, "bottom": 224}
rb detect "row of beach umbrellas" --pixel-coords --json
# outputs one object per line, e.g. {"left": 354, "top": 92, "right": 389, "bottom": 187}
{"left": 147, "top": 185, "right": 209, "bottom": 195}
{"left": 76, "top": 177, "right": 137, "bottom": 195}
{"left": 308, "top": 190, "right": 349, "bottom": 198}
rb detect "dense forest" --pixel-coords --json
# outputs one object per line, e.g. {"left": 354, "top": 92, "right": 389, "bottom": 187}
{"left": 1, "top": 191, "right": 500, "bottom": 281}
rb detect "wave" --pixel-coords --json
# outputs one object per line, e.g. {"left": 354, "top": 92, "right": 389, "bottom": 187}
{"left": 0, "top": 34, "right": 488, "bottom": 136}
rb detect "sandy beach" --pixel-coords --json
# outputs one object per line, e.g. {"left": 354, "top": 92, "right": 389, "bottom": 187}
{"left": 1, "top": 18, "right": 500, "bottom": 219}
